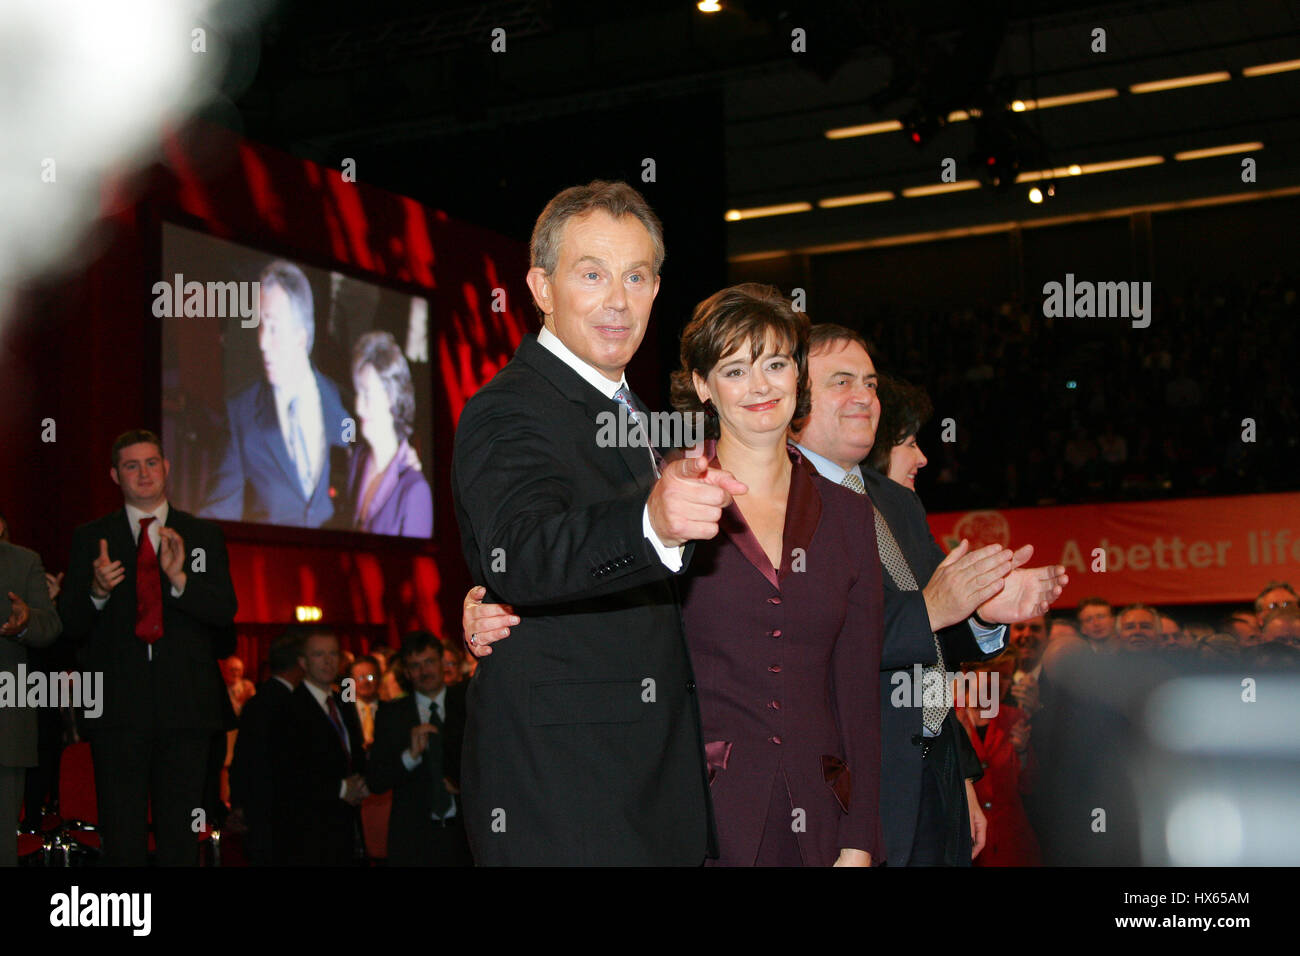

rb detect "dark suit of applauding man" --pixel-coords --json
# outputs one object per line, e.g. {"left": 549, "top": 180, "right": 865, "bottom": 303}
{"left": 0, "top": 538, "right": 62, "bottom": 865}
{"left": 452, "top": 181, "right": 745, "bottom": 865}
{"left": 59, "top": 430, "right": 237, "bottom": 865}
{"left": 366, "top": 630, "right": 470, "bottom": 866}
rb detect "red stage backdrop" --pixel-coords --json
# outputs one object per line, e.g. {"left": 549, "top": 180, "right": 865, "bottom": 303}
{"left": 927, "top": 492, "right": 1300, "bottom": 607}
{"left": 4, "top": 122, "right": 534, "bottom": 674}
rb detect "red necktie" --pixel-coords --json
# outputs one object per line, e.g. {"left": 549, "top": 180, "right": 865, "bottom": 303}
{"left": 135, "top": 516, "right": 164, "bottom": 644}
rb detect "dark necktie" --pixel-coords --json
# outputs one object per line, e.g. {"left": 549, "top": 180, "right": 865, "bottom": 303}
{"left": 134, "top": 516, "right": 163, "bottom": 644}
{"left": 425, "top": 697, "right": 451, "bottom": 818}
{"left": 326, "top": 695, "right": 351, "bottom": 759}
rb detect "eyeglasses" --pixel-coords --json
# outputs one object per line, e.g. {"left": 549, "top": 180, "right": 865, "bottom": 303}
{"left": 1264, "top": 600, "right": 1296, "bottom": 611}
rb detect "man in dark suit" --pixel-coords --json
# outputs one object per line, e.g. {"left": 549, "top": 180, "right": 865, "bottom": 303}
{"left": 202, "top": 260, "right": 351, "bottom": 528}
{"left": 462, "top": 321, "right": 1065, "bottom": 866}
{"left": 791, "top": 325, "right": 1066, "bottom": 865}
{"left": 59, "top": 429, "right": 238, "bottom": 865}
{"left": 0, "top": 539, "right": 62, "bottom": 865}
{"left": 228, "top": 628, "right": 303, "bottom": 865}
{"left": 273, "top": 629, "right": 367, "bottom": 865}
{"left": 366, "top": 630, "right": 470, "bottom": 866}
{"left": 452, "top": 180, "right": 744, "bottom": 865}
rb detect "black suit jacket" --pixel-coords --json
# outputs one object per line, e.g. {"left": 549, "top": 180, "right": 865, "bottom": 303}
{"left": 0, "top": 542, "right": 62, "bottom": 767}
{"left": 861, "top": 469, "right": 1003, "bottom": 865}
{"left": 58, "top": 506, "right": 237, "bottom": 733}
{"left": 273, "top": 682, "right": 366, "bottom": 865}
{"left": 366, "top": 683, "right": 467, "bottom": 865}
{"left": 229, "top": 676, "right": 294, "bottom": 864}
{"left": 451, "top": 333, "right": 713, "bottom": 865}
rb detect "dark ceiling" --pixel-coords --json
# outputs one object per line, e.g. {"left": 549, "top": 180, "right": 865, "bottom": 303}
{"left": 216, "top": 0, "right": 1300, "bottom": 257}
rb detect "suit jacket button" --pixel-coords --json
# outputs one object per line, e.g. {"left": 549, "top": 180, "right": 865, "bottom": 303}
{"left": 770, "top": 629, "right": 781, "bottom": 638}
{"left": 766, "top": 596, "right": 781, "bottom": 605}
{"left": 770, "top": 735, "right": 782, "bottom": 745}
{"left": 768, "top": 700, "right": 780, "bottom": 711}
{"left": 768, "top": 664, "right": 781, "bottom": 673}
{"left": 983, "top": 801, "right": 993, "bottom": 810}
{"left": 685, "top": 680, "right": 696, "bottom": 693}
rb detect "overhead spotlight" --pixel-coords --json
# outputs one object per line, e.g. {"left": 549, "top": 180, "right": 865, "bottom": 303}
{"left": 697, "top": 0, "right": 722, "bottom": 11}
{"left": 1011, "top": 100, "right": 1027, "bottom": 112}
{"left": 1068, "top": 164, "right": 1082, "bottom": 175}
{"left": 901, "top": 105, "right": 946, "bottom": 148}
{"left": 1028, "top": 187, "right": 1043, "bottom": 204}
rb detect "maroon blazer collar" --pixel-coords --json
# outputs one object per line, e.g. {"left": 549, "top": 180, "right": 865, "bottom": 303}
{"left": 713, "top": 442, "right": 822, "bottom": 591}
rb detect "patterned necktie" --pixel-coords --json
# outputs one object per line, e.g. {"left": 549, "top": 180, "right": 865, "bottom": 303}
{"left": 360, "top": 702, "right": 374, "bottom": 748}
{"left": 287, "top": 397, "right": 315, "bottom": 499}
{"left": 839, "top": 472, "right": 951, "bottom": 733}
{"left": 134, "top": 516, "right": 163, "bottom": 644}
{"left": 612, "top": 385, "right": 660, "bottom": 478}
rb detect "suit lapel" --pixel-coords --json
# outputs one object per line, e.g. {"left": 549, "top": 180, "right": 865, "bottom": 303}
{"left": 777, "top": 452, "right": 821, "bottom": 585}
{"left": 515, "top": 335, "right": 657, "bottom": 488}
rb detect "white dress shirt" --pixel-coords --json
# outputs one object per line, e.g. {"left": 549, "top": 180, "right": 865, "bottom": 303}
{"left": 91, "top": 500, "right": 184, "bottom": 612}
{"left": 536, "top": 326, "right": 682, "bottom": 571}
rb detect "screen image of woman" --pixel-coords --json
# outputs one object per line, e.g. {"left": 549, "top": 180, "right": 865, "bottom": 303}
{"left": 348, "top": 330, "right": 432, "bottom": 537}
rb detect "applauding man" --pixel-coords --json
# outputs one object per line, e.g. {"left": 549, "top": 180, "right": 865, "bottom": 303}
{"left": 60, "top": 429, "right": 237, "bottom": 865}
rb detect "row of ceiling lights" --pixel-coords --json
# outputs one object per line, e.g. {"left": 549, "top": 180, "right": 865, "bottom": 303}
{"left": 724, "top": 141, "right": 1263, "bottom": 219}
{"left": 724, "top": 57, "right": 1297, "bottom": 221}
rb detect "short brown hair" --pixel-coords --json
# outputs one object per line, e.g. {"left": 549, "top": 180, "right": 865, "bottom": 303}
{"left": 111, "top": 429, "right": 163, "bottom": 469}
{"left": 669, "top": 283, "right": 810, "bottom": 441}
{"left": 530, "top": 180, "right": 665, "bottom": 277}
{"left": 1255, "top": 580, "right": 1298, "bottom": 614}
{"left": 351, "top": 331, "right": 416, "bottom": 442}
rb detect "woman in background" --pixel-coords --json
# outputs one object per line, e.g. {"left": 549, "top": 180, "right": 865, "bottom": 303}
{"left": 348, "top": 331, "right": 432, "bottom": 537}
{"left": 867, "top": 374, "right": 932, "bottom": 492}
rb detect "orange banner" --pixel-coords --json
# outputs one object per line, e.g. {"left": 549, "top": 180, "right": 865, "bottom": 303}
{"left": 926, "top": 492, "right": 1300, "bottom": 607}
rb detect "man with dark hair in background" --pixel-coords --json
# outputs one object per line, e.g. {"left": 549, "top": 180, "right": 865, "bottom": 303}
{"left": 59, "top": 429, "right": 237, "bottom": 865}
{"left": 1076, "top": 596, "right": 1117, "bottom": 651}
{"left": 274, "top": 629, "right": 367, "bottom": 865}
{"left": 229, "top": 627, "right": 304, "bottom": 865}
{"left": 366, "top": 630, "right": 471, "bottom": 866}
{"left": 1255, "top": 581, "right": 1297, "bottom": 628}
{"left": 202, "top": 260, "right": 351, "bottom": 528}
{"left": 348, "top": 655, "right": 382, "bottom": 751}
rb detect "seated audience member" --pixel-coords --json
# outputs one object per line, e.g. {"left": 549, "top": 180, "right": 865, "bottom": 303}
{"left": 1255, "top": 581, "right": 1297, "bottom": 629}
{"left": 221, "top": 655, "right": 257, "bottom": 716}
{"left": 955, "top": 659, "right": 1040, "bottom": 867}
{"left": 1158, "top": 613, "right": 1184, "bottom": 648}
{"left": 349, "top": 655, "right": 382, "bottom": 750}
{"left": 1076, "top": 597, "right": 1117, "bottom": 651}
{"left": 1008, "top": 615, "right": 1046, "bottom": 716}
{"left": 1198, "top": 633, "right": 1241, "bottom": 660}
{"left": 866, "top": 374, "right": 932, "bottom": 492}
{"left": 273, "top": 629, "right": 368, "bottom": 865}
{"left": 1224, "top": 609, "right": 1262, "bottom": 645}
{"left": 1047, "top": 616, "right": 1080, "bottom": 644}
{"left": 1260, "top": 606, "right": 1300, "bottom": 648}
{"left": 1115, "top": 604, "right": 1161, "bottom": 651}
{"left": 379, "top": 656, "right": 406, "bottom": 702}
{"left": 347, "top": 331, "right": 432, "bottom": 538}
{"left": 365, "top": 630, "right": 471, "bottom": 866}
{"left": 229, "top": 629, "right": 304, "bottom": 865}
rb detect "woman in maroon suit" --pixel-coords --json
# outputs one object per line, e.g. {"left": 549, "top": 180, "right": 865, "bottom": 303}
{"left": 464, "top": 284, "right": 884, "bottom": 866}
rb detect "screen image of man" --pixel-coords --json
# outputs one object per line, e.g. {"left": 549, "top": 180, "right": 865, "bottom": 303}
{"left": 59, "top": 429, "right": 237, "bottom": 865}
{"left": 202, "top": 260, "right": 351, "bottom": 528}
